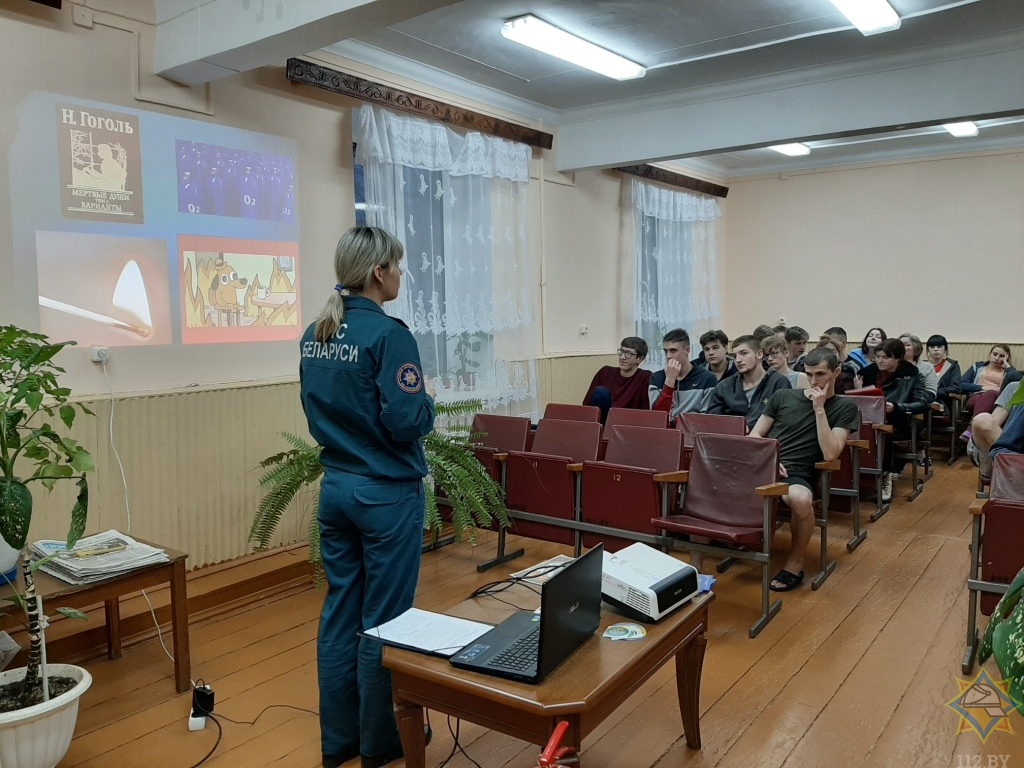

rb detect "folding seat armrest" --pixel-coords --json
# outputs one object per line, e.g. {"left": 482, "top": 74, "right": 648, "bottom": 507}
{"left": 566, "top": 463, "right": 584, "bottom": 472}
{"left": 873, "top": 423, "right": 894, "bottom": 434}
{"left": 654, "top": 470, "right": 689, "bottom": 483}
{"left": 847, "top": 439, "right": 870, "bottom": 450}
{"left": 929, "top": 402, "right": 944, "bottom": 412}
{"left": 951, "top": 393, "right": 967, "bottom": 402}
{"left": 969, "top": 499, "right": 986, "bottom": 515}
{"left": 912, "top": 413, "right": 925, "bottom": 422}
{"left": 756, "top": 482, "right": 789, "bottom": 496}
{"left": 493, "top": 453, "right": 508, "bottom": 462}
{"left": 815, "top": 460, "right": 841, "bottom": 472}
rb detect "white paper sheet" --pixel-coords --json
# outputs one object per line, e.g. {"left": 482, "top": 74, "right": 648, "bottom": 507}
{"left": 363, "top": 607, "right": 493, "bottom": 658}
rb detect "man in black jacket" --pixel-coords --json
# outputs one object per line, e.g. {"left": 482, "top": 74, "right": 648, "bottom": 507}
{"left": 706, "top": 335, "right": 791, "bottom": 430}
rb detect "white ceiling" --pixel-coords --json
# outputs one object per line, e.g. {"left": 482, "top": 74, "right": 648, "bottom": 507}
{"left": 153, "top": 0, "right": 1024, "bottom": 176}
{"left": 335, "top": 0, "right": 1005, "bottom": 111}
{"left": 322, "top": 0, "right": 1024, "bottom": 175}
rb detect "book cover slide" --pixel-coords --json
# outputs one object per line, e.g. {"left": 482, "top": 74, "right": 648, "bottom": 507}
{"left": 56, "top": 104, "right": 143, "bottom": 223}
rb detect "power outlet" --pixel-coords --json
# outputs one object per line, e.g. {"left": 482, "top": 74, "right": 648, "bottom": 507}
{"left": 90, "top": 346, "right": 109, "bottom": 364}
{"left": 579, "top": 324, "right": 589, "bottom": 336}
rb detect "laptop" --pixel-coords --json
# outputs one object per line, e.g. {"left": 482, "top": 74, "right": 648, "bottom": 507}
{"left": 449, "top": 544, "right": 603, "bottom": 684}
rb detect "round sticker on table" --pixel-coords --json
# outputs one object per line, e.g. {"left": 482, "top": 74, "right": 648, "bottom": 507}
{"left": 396, "top": 362, "right": 423, "bottom": 394}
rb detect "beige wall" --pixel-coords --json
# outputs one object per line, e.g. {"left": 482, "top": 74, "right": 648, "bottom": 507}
{"left": 721, "top": 151, "right": 1024, "bottom": 344}
{"left": 4, "top": 2, "right": 1023, "bottom": 566}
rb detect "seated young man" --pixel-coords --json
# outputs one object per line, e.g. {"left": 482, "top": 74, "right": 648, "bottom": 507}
{"left": 698, "top": 329, "right": 737, "bottom": 381}
{"left": 583, "top": 336, "right": 651, "bottom": 421}
{"left": 706, "top": 335, "right": 791, "bottom": 430}
{"left": 649, "top": 328, "right": 718, "bottom": 419}
{"left": 786, "top": 326, "right": 810, "bottom": 368}
{"left": 969, "top": 380, "right": 1021, "bottom": 479}
{"left": 750, "top": 347, "right": 860, "bottom": 592}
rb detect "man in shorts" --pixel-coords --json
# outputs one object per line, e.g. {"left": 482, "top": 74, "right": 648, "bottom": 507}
{"left": 750, "top": 347, "right": 860, "bottom": 591}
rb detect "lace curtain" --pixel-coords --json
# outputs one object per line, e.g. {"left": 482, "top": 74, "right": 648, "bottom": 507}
{"left": 355, "top": 105, "right": 540, "bottom": 415}
{"left": 625, "top": 177, "right": 722, "bottom": 370}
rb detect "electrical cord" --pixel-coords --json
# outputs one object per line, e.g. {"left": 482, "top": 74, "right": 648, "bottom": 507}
{"left": 103, "top": 361, "right": 189, "bottom": 683}
{"left": 188, "top": 713, "right": 222, "bottom": 768}
{"left": 193, "top": 701, "right": 319, "bottom": 726}
{"left": 437, "top": 716, "right": 482, "bottom": 768}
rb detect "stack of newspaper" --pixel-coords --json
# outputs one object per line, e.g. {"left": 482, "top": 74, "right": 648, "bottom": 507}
{"left": 29, "top": 530, "right": 169, "bottom": 585}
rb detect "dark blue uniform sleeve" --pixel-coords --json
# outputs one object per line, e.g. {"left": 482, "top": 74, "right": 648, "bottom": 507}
{"left": 375, "top": 324, "right": 436, "bottom": 442}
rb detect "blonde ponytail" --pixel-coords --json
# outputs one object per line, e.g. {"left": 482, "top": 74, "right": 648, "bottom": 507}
{"left": 313, "top": 227, "right": 403, "bottom": 343}
{"left": 314, "top": 290, "right": 347, "bottom": 343}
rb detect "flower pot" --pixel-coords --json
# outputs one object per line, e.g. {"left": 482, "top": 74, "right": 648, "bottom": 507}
{"left": 0, "top": 664, "right": 92, "bottom": 768}
{"left": 0, "top": 533, "right": 17, "bottom": 584}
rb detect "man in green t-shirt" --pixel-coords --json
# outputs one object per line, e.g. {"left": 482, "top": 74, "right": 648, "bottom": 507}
{"left": 751, "top": 347, "right": 860, "bottom": 592}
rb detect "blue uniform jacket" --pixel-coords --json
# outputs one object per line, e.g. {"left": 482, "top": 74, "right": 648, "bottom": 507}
{"left": 299, "top": 296, "right": 435, "bottom": 481}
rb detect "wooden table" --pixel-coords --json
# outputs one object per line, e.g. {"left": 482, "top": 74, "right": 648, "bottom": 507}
{"left": 0, "top": 544, "right": 190, "bottom": 693}
{"left": 384, "top": 583, "right": 713, "bottom": 768}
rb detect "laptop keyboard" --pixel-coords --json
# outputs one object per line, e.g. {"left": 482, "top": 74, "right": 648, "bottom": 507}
{"left": 487, "top": 626, "right": 540, "bottom": 671}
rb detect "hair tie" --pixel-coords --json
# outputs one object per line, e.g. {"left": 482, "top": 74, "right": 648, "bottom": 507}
{"left": 335, "top": 284, "right": 345, "bottom": 293}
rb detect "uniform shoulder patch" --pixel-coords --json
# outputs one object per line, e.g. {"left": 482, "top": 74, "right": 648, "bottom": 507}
{"left": 396, "top": 362, "right": 424, "bottom": 394}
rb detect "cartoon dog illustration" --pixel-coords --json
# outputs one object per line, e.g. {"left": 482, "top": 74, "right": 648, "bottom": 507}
{"left": 207, "top": 257, "right": 248, "bottom": 326}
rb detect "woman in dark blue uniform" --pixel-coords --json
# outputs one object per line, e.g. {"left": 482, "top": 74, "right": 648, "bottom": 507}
{"left": 300, "top": 227, "right": 435, "bottom": 768}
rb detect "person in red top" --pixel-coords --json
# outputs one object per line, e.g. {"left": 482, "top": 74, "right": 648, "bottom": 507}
{"left": 583, "top": 337, "right": 652, "bottom": 422}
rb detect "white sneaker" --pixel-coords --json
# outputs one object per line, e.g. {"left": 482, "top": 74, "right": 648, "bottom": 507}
{"left": 967, "top": 438, "right": 980, "bottom": 468}
{"left": 880, "top": 473, "right": 893, "bottom": 503}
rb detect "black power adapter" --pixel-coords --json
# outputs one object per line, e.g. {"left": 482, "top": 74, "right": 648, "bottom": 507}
{"left": 192, "top": 684, "right": 215, "bottom": 717}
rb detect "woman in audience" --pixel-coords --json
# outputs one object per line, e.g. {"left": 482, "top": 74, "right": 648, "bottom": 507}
{"left": 899, "top": 334, "right": 937, "bottom": 401}
{"left": 857, "top": 338, "right": 930, "bottom": 501}
{"left": 960, "top": 344, "right": 1016, "bottom": 436}
{"left": 925, "top": 335, "right": 962, "bottom": 411}
{"left": 762, "top": 335, "right": 808, "bottom": 389}
{"left": 847, "top": 327, "right": 886, "bottom": 370}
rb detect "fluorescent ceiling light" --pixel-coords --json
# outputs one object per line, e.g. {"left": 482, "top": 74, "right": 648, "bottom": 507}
{"left": 500, "top": 15, "right": 646, "bottom": 80}
{"left": 829, "top": 0, "right": 901, "bottom": 35}
{"left": 768, "top": 143, "right": 811, "bottom": 157}
{"left": 943, "top": 121, "right": 979, "bottom": 138}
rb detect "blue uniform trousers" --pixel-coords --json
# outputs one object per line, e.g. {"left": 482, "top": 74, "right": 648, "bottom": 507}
{"left": 317, "top": 469, "right": 425, "bottom": 758}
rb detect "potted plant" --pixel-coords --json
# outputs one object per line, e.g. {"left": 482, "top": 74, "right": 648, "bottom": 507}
{"left": 248, "top": 398, "right": 508, "bottom": 579}
{"left": 0, "top": 325, "right": 94, "bottom": 768}
{"left": 978, "top": 564, "right": 1024, "bottom": 714}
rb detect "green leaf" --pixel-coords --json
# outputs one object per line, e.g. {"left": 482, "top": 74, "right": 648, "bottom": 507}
{"left": 54, "top": 607, "right": 88, "bottom": 621}
{"left": 25, "top": 391, "right": 43, "bottom": 410}
{"left": 59, "top": 405, "right": 75, "bottom": 430}
{"left": 0, "top": 480, "right": 32, "bottom": 550}
{"left": 29, "top": 552, "right": 61, "bottom": 571}
{"left": 67, "top": 478, "right": 88, "bottom": 549}
{"left": 70, "top": 449, "right": 94, "bottom": 473}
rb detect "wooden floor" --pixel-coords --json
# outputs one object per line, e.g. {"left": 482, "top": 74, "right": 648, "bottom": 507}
{"left": 61, "top": 458, "right": 1022, "bottom": 768}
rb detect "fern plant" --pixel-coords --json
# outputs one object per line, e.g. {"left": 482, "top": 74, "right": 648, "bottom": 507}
{"left": 248, "top": 399, "right": 508, "bottom": 584}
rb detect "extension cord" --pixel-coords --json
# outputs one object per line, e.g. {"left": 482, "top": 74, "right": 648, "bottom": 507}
{"left": 188, "top": 683, "right": 214, "bottom": 732}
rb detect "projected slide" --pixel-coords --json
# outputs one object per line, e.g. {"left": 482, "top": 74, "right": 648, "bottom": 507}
{"left": 36, "top": 231, "right": 172, "bottom": 346}
{"left": 176, "top": 141, "right": 294, "bottom": 221}
{"left": 8, "top": 92, "right": 301, "bottom": 350}
{"left": 179, "top": 235, "right": 300, "bottom": 345}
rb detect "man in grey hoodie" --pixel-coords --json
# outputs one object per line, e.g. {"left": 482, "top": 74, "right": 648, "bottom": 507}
{"left": 706, "top": 335, "right": 792, "bottom": 430}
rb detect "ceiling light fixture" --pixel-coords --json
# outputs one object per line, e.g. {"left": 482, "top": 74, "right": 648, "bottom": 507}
{"left": 768, "top": 143, "right": 811, "bottom": 157}
{"left": 942, "top": 121, "right": 980, "bottom": 138}
{"left": 500, "top": 15, "right": 646, "bottom": 80}
{"left": 829, "top": 0, "right": 901, "bottom": 35}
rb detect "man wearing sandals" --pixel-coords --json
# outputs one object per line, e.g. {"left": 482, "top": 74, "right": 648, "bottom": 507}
{"left": 751, "top": 347, "right": 860, "bottom": 592}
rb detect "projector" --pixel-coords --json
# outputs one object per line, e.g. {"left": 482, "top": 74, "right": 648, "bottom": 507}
{"left": 601, "top": 543, "right": 699, "bottom": 623}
